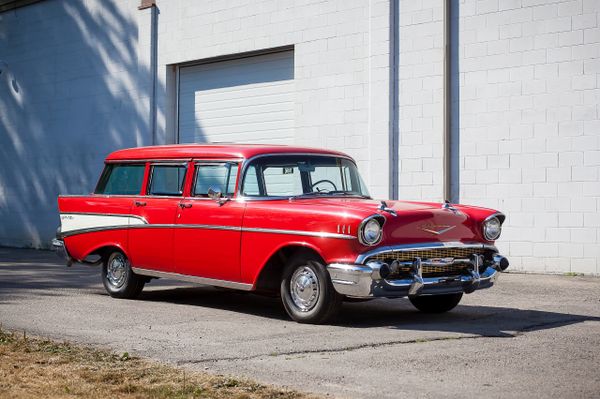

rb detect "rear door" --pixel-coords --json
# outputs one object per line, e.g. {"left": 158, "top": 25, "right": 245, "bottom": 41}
{"left": 128, "top": 162, "right": 188, "bottom": 272}
{"left": 173, "top": 161, "right": 244, "bottom": 281}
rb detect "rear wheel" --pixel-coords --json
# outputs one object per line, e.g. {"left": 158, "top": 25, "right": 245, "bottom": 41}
{"left": 102, "top": 251, "right": 145, "bottom": 299}
{"left": 280, "top": 254, "right": 342, "bottom": 324}
{"left": 409, "top": 293, "right": 463, "bottom": 313}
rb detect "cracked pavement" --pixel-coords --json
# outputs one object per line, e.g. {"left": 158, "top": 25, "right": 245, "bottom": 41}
{"left": 1, "top": 247, "right": 599, "bottom": 398}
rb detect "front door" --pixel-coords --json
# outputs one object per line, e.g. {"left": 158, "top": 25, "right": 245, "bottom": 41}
{"left": 128, "top": 162, "right": 188, "bottom": 272}
{"left": 174, "top": 161, "right": 244, "bottom": 281}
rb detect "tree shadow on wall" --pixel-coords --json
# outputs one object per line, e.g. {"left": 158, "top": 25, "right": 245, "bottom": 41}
{"left": 0, "top": 0, "right": 167, "bottom": 248}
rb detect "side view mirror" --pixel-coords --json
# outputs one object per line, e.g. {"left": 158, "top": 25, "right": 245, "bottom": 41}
{"left": 207, "top": 186, "right": 222, "bottom": 200}
{"left": 207, "top": 186, "right": 229, "bottom": 206}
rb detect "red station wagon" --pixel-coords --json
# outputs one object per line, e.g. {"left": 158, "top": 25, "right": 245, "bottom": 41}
{"left": 53, "top": 144, "right": 509, "bottom": 323}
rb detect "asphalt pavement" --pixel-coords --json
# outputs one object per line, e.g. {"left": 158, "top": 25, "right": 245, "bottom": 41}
{"left": 1, "top": 247, "right": 599, "bottom": 398}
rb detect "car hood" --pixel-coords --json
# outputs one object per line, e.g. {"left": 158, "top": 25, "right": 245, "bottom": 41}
{"left": 288, "top": 197, "right": 487, "bottom": 244}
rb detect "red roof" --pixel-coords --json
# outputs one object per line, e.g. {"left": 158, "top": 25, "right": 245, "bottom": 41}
{"left": 106, "top": 144, "right": 351, "bottom": 161}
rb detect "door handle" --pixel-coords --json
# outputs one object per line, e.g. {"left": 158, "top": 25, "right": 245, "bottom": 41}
{"left": 134, "top": 201, "right": 146, "bottom": 207}
{"left": 179, "top": 203, "right": 192, "bottom": 209}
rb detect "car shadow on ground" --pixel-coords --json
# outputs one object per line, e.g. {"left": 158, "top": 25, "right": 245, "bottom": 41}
{"left": 136, "top": 285, "right": 600, "bottom": 337}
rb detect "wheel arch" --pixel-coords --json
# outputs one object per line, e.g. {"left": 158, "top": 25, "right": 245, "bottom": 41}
{"left": 81, "top": 243, "right": 127, "bottom": 264}
{"left": 253, "top": 243, "right": 325, "bottom": 293}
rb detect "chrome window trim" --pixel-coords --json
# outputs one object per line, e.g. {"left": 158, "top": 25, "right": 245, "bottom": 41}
{"left": 147, "top": 162, "right": 188, "bottom": 197}
{"left": 355, "top": 241, "right": 498, "bottom": 264}
{"left": 238, "top": 152, "right": 358, "bottom": 200}
{"left": 192, "top": 161, "right": 240, "bottom": 198}
{"left": 105, "top": 158, "right": 193, "bottom": 163}
{"left": 131, "top": 267, "right": 253, "bottom": 291}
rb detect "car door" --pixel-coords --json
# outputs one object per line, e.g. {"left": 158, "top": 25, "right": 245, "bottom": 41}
{"left": 128, "top": 162, "right": 188, "bottom": 272}
{"left": 173, "top": 161, "right": 244, "bottom": 281}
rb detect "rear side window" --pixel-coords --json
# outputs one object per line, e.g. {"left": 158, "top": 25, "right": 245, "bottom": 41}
{"left": 148, "top": 164, "right": 187, "bottom": 196}
{"left": 193, "top": 163, "right": 239, "bottom": 197}
{"left": 95, "top": 164, "right": 145, "bottom": 195}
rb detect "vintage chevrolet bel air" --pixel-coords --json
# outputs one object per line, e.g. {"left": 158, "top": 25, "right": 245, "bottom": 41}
{"left": 53, "top": 144, "right": 509, "bottom": 323}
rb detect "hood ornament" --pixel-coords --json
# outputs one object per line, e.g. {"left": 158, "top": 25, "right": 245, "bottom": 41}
{"left": 378, "top": 201, "right": 397, "bottom": 217}
{"left": 420, "top": 223, "right": 456, "bottom": 235}
{"left": 442, "top": 200, "right": 460, "bottom": 213}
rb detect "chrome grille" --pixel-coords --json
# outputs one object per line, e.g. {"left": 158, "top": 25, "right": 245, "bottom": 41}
{"left": 365, "top": 247, "right": 486, "bottom": 276}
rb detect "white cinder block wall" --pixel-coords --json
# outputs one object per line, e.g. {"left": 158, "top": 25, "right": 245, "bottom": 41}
{"left": 154, "top": 0, "right": 392, "bottom": 197}
{"left": 1, "top": 0, "right": 598, "bottom": 275}
{"left": 398, "top": 0, "right": 600, "bottom": 275}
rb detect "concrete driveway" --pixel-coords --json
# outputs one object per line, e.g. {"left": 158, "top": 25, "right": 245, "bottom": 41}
{"left": 1, "top": 247, "right": 599, "bottom": 398}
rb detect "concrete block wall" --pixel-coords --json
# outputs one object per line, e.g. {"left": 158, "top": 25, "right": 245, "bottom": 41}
{"left": 155, "top": 0, "right": 392, "bottom": 197}
{"left": 397, "top": 0, "right": 445, "bottom": 201}
{"left": 397, "top": 0, "right": 600, "bottom": 274}
{"left": 459, "top": 0, "right": 600, "bottom": 275}
{"left": 0, "top": 0, "right": 148, "bottom": 247}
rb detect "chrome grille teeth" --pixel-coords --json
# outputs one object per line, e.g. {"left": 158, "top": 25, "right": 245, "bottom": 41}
{"left": 366, "top": 247, "right": 486, "bottom": 276}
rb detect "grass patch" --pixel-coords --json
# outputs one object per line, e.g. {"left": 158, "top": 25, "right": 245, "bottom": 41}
{"left": 0, "top": 327, "right": 315, "bottom": 399}
{"left": 564, "top": 272, "right": 583, "bottom": 277}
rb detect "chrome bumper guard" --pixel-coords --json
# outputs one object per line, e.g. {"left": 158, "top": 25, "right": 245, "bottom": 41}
{"left": 51, "top": 238, "right": 73, "bottom": 266}
{"left": 328, "top": 253, "right": 508, "bottom": 298}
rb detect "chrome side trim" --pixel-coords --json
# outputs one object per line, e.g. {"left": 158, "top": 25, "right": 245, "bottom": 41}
{"left": 131, "top": 267, "right": 253, "bottom": 291}
{"left": 141, "top": 224, "right": 242, "bottom": 232}
{"left": 242, "top": 227, "right": 355, "bottom": 240}
{"left": 59, "top": 221, "right": 355, "bottom": 240}
{"left": 355, "top": 241, "right": 498, "bottom": 264}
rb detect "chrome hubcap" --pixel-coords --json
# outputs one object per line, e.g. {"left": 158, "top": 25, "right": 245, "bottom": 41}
{"left": 290, "top": 266, "right": 320, "bottom": 312}
{"left": 107, "top": 254, "right": 127, "bottom": 288}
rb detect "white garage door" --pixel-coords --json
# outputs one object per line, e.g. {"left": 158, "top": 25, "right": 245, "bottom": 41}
{"left": 178, "top": 50, "right": 295, "bottom": 144}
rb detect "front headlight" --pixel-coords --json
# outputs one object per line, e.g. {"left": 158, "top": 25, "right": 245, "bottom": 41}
{"left": 483, "top": 216, "right": 502, "bottom": 240}
{"left": 359, "top": 216, "right": 384, "bottom": 246}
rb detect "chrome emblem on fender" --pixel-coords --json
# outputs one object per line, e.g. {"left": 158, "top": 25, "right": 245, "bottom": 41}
{"left": 419, "top": 223, "right": 455, "bottom": 235}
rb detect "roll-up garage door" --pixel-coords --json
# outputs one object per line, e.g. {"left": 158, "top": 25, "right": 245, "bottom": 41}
{"left": 177, "top": 50, "right": 295, "bottom": 144}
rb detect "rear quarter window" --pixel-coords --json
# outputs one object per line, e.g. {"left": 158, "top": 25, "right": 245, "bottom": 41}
{"left": 95, "top": 164, "right": 145, "bottom": 195}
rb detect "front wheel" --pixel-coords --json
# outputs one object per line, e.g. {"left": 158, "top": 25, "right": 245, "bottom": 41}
{"left": 409, "top": 293, "right": 463, "bottom": 313}
{"left": 102, "top": 251, "right": 145, "bottom": 299}
{"left": 280, "top": 254, "right": 342, "bottom": 324}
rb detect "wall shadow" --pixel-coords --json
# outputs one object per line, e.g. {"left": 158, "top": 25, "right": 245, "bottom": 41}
{"left": 0, "top": 0, "right": 163, "bottom": 248}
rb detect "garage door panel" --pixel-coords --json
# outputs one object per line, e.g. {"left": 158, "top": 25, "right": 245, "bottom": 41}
{"left": 193, "top": 101, "right": 294, "bottom": 119}
{"left": 178, "top": 50, "right": 295, "bottom": 144}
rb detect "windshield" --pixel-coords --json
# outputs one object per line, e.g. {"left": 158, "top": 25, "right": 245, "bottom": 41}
{"left": 241, "top": 155, "right": 370, "bottom": 198}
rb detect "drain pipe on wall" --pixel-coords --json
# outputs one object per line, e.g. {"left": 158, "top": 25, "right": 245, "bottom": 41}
{"left": 139, "top": 0, "right": 158, "bottom": 144}
{"left": 389, "top": 0, "right": 399, "bottom": 200}
{"left": 443, "top": 0, "right": 452, "bottom": 203}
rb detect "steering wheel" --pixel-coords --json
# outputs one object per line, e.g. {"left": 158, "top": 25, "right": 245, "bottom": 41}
{"left": 311, "top": 179, "right": 338, "bottom": 192}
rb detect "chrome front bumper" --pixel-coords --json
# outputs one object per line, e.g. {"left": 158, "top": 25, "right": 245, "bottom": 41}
{"left": 328, "top": 253, "right": 508, "bottom": 298}
{"left": 51, "top": 238, "right": 73, "bottom": 266}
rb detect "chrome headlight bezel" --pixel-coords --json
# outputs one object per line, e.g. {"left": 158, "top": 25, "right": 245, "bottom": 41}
{"left": 482, "top": 213, "right": 504, "bottom": 241}
{"left": 358, "top": 215, "right": 385, "bottom": 246}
